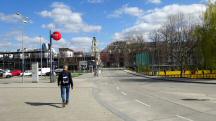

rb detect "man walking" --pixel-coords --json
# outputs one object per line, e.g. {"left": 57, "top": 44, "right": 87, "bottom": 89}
{"left": 58, "top": 65, "right": 73, "bottom": 107}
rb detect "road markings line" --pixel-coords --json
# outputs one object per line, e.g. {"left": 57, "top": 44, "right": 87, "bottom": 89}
{"left": 121, "top": 91, "right": 127, "bottom": 96}
{"left": 135, "top": 99, "right": 151, "bottom": 107}
{"left": 176, "top": 115, "right": 194, "bottom": 121}
{"left": 116, "top": 86, "right": 120, "bottom": 90}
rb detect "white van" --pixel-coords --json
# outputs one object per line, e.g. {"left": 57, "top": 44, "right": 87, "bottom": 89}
{"left": 38, "top": 68, "right": 50, "bottom": 76}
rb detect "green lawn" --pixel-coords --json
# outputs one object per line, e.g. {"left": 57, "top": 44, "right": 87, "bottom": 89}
{"left": 71, "top": 73, "right": 83, "bottom": 77}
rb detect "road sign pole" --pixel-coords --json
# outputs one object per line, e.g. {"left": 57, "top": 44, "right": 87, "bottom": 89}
{"left": 49, "top": 31, "right": 62, "bottom": 83}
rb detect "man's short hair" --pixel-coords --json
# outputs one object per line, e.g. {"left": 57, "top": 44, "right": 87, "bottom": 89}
{"left": 63, "top": 65, "right": 68, "bottom": 70}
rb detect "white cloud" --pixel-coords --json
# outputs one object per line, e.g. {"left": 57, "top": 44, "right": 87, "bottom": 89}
{"left": 52, "top": 38, "right": 70, "bottom": 50}
{"left": 71, "top": 37, "right": 92, "bottom": 45}
{"left": 114, "top": 4, "right": 207, "bottom": 41}
{"left": 39, "top": 2, "right": 102, "bottom": 33}
{"left": 70, "top": 37, "right": 92, "bottom": 51}
{"left": 109, "top": 4, "right": 144, "bottom": 18}
{"left": 148, "top": 0, "right": 161, "bottom": 4}
{"left": 0, "top": 31, "right": 92, "bottom": 51}
{"left": 16, "top": 35, "right": 47, "bottom": 44}
{"left": 88, "top": 0, "right": 104, "bottom": 3}
{"left": 114, "top": 23, "right": 160, "bottom": 41}
{"left": 41, "top": 23, "right": 56, "bottom": 30}
{"left": 138, "top": 4, "right": 206, "bottom": 25}
{"left": 0, "top": 31, "right": 21, "bottom": 46}
{"left": 0, "top": 31, "right": 49, "bottom": 51}
{"left": 0, "top": 12, "right": 23, "bottom": 23}
{"left": 51, "top": 37, "right": 93, "bottom": 52}
{"left": 0, "top": 42, "right": 12, "bottom": 49}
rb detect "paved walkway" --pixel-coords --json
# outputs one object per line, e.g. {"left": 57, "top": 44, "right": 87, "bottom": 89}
{"left": 124, "top": 70, "right": 216, "bottom": 85}
{"left": 0, "top": 74, "right": 123, "bottom": 121}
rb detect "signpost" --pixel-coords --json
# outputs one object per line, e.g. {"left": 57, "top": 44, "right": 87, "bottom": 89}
{"left": 52, "top": 31, "right": 62, "bottom": 41}
{"left": 49, "top": 31, "right": 62, "bottom": 83}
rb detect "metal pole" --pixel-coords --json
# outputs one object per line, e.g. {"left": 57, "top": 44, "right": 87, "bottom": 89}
{"left": 47, "top": 55, "right": 48, "bottom": 68}
{"left": 118, "top": 49, "right": 120, "bottom": 68}
{"left": 15, "top": 12, "right": 31, "bottom": 83}
{"left": 83, "top": 48, "right": 85, "bottom": 72}
{"left": 22, "top": 31, "right": 24, "bottom": 83}
{"left": 40, "top": 36, "right": 43, "bottom": 79}
{"left": 3, "top": 54, "right": 4, "bottom": 69}
{"left": 157, "top": 40, "right": 160, "bottom": 75}
{"left": 58, "top": 54, "right": 59, "bottom": 68}
{"left": 49, "top": 30, "right": 53, "bottom": 83}
{"left": 84, "top": 48, "right": 85, "bottom": 61}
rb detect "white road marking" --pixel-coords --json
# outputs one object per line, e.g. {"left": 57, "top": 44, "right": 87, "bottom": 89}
{"left": 121, "top": 91, "right": 127, "bottom": 96}
{"left": 116, "top": 86, "right": 120, "bottom": 90}
{"left": 135, "top": 99, "right": 151, "bottom": 107}
{"left": 176, "top": 115, "right": 194, "bottom": 121}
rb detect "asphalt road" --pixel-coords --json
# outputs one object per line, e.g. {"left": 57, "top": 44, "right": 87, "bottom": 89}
{"left": 93, "top": 69, "right": 216, "bottom": 121}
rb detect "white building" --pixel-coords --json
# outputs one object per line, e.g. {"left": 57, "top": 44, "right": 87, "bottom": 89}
{"left": 59, "top": 48, "right": 74, "bottom": 58}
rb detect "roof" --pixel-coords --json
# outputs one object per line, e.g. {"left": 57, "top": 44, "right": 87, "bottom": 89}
{"left": 74, "top": 51, "right": 83, "bottom": 54}
{"left": 59, "top": 48, "right": 74, "bottom": 52}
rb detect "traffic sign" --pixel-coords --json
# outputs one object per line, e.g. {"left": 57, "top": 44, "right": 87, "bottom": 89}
{"left": 52, "top": 31, "right": 62, "bottom": 41}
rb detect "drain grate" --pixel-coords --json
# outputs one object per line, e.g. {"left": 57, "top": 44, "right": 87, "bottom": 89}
{"left": 182, "top": 98, "right": 210, "bottom": 101}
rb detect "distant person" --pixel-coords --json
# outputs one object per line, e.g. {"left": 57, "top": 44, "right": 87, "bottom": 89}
{"left": 94, "top": 68, "right": 98, "bottom": 77}
{"left": 58, "top": 65, "right": 73, "bottom": 108}
{"left": 164, "top": 70, "right": 166, "bottom": 76}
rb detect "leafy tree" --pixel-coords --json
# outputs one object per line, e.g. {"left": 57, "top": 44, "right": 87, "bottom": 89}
{"left": 195, "top": 3, "right": 216, "bottom": 69}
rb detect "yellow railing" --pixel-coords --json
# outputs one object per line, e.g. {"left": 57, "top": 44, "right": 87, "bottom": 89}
{"left": 147, "top": 70, "right": 216, "bottom": 79}
{"left": 160, "top": 74, "right": 216, "bottom": 79}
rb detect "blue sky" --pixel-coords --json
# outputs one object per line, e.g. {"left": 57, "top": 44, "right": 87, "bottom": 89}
{"left": 0, "top": 0, "right": 209, "bottom": 52}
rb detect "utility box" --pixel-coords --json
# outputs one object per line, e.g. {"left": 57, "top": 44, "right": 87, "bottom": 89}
{"left": 32, "top": 62, "right": 39, "bottom": 83}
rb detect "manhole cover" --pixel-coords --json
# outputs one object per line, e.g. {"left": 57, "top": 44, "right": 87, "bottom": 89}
{"left": 182, "top": 98, "right": 210, "bottom": 101}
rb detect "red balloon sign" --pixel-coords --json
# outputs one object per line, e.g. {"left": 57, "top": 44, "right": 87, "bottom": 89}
{"left": 52, "top": 31, "right": 62, "bottom": 41}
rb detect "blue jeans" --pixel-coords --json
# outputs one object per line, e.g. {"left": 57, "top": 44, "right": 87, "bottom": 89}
{"left": 61, "top": 85, "right": 70, "bottom": 103}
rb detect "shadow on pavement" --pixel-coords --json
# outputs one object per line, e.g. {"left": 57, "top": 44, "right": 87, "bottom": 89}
{"left": 25, "top": 102, "right": 62, "bottom": 108}
{"left": 120, "top": 78, "right": 216, "bottom": 85}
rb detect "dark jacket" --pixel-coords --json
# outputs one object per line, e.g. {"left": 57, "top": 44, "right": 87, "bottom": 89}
{"left": 58, "top": 70, "right": 73, "bottom": 88}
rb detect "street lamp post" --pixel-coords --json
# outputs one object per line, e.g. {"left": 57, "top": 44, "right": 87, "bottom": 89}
{"left": 117, "top": 49, "right": 121, "bottom": 68}
{"left": 83, "top": 48, "right": 85, "bottom": 61}
{"left": 21, "top": 32, "right": 24, "bottom": 83}
{"left": 49, "top": 31, "right": 62, "bottom": 83}
{"left": 3, "top": 54, "right": 5, "bottom": 69}
{"left": 16, "top": 12, "right": 31, "bottom": 83}
{"left": 83, "top": 48, "right": 86, "bottom": 72}
{"left": 40, "top": 36, "right": 43, "bottom": 79}
{"left": 49, "top": 30, "right": 53, "bottom": 83}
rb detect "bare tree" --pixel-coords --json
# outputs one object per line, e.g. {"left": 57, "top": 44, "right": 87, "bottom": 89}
{"left": 153, "top": 13, "right": 198, "bottom": 77}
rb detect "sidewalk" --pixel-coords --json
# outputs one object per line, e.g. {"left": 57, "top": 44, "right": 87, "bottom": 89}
{"left": 0, "top": 74, "right": 123, "bottom": 121}
{"left": 124, "top": 70, "right": 216, "bottom": 84}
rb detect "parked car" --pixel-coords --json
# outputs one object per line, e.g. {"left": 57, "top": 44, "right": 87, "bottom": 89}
{"left": 46, "top": 68, "right": 63, "bottom": 76}
{"left": 11, "top": 70, "right": 23, "bottom": 76}
{"left": 0, "top": 70, "right": 4, "bottom": 78}
{"left": 38, "top": 68, "right": 50, "bottom": 76}
{"left": 54, "top": 68, "right": 63, "bottom": 75}
{"left": 0, "top": 70, "right": 12, "bottom": 78}
{"left": 45, "top": 71, "right": 56, "bottom": 76}
{"left": 3, "top": 69, "right": 11, "bottom": 73}
{"left": 23, "top": 70, "right": 32, "bottom": 76}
